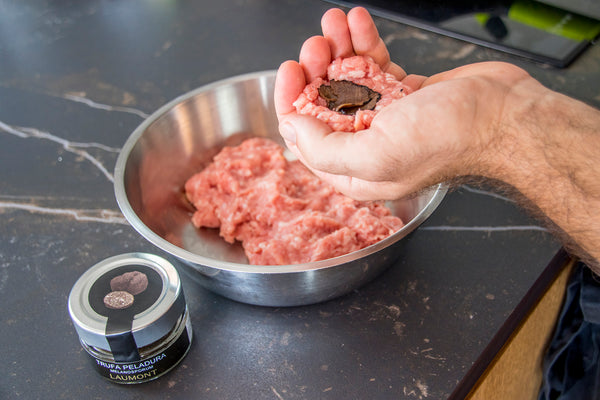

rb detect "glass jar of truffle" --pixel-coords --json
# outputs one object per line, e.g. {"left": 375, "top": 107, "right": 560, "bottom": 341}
{"left": 68, "top": 253, "right": 192, "bottom": 384}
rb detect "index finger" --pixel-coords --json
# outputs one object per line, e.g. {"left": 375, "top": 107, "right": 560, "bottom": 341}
{"left": 274, "top": 60, "right": 306, "bottom": 118}
{"left": 347, "top": 7, "right": 407, "bottom": 80}
{"left": 321, "top": 8, "right": 354, "bottom": 59}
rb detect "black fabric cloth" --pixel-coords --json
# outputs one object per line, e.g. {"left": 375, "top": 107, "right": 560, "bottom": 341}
{"left": 539, "top": 263, "right": 600, "bottom": 400}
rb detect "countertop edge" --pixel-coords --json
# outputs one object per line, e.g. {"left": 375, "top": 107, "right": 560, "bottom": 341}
{"left": 449, "top": 248, "right": 572, "bottom": 400}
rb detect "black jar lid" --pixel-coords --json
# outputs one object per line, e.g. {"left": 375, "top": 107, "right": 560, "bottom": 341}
{"left": 68, "top": 253, "right": 186, "bottom": 358}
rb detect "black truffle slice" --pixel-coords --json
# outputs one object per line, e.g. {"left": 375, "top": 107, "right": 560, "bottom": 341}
{"left": 104, "top": 291, "right": 134, "bottom": 310}
{"left": 318, "top": 80, "right": 381, "bottom": 115}
{"left": 110, "top": 271, "right": 148, "bottom": 295}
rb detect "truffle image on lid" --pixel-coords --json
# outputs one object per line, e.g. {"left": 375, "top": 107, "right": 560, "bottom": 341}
{"left": 68, "top": 253, "right": 192, "bottom": 384}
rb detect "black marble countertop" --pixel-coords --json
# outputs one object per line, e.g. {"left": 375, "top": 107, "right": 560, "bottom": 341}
{"left": 2, "top": 1, "right": 598, "bottom": 399}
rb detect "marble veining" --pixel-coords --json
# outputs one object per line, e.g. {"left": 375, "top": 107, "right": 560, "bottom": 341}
{"left": 0, "top": 200, "right": 128, "bottom": 225}
{"left": 460, "top": 184, "right": 515, "bottom": 203}
{"left": 421, "top": 225, "right": 548, "bottom": 232}
{"left": 61, "top": 93, "right": 150, "bottom": 119}
{"left": 0, "top": 119, "right": 119, "bottom": 182}
{"left": 0, "top": 107, "right": 129, "bottom": 225}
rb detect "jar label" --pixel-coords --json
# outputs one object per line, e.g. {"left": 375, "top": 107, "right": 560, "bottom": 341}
{"left": 88, "top": 265, "right": 163, "bottom": 362}
{"left": 88, "top": 324, "right": 191, "bottom": 384}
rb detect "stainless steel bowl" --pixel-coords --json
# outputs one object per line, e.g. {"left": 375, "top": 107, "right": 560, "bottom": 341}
{"left": 114, "top": 70, "right": 447, "bottom": 307}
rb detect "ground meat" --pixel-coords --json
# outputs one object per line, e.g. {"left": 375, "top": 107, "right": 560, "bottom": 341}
{"left": 184, "top": 138, "right": 403, "bottom": 265}
{"left": 293, "top": 55, "right": 411, "bottom": 132}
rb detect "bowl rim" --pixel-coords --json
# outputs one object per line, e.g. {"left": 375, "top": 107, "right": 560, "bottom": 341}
{"left": 114, "top": 71, "right": 448, "bottom": 274}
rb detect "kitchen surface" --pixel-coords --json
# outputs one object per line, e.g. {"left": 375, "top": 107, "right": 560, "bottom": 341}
{"left": 1, "top": 1, "right": 599, "bottom": 399}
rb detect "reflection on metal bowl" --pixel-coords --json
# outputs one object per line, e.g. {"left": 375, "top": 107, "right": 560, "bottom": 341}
{"left": 114, "top": 70, "right": 447, "bottom": 307}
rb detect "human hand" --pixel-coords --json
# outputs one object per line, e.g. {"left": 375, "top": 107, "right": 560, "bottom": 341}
{"left": 275, "top": 7, "right": 535, "bottom": 201}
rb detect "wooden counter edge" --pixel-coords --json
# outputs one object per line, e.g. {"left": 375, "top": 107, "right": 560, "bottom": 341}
{"left": 465, "top": 256, "right": 576, "bottom": 400}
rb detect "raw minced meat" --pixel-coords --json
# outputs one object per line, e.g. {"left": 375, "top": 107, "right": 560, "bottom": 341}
{"left": 184, "top": 137, "right": 403, "bottom": 265}
{"left": 293, "top": 55, "right": 411, "bottom": 132}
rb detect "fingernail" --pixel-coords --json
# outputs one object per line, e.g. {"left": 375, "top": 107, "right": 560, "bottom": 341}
{"left": 279, "top": 122, "right": 297, "bottom": 144}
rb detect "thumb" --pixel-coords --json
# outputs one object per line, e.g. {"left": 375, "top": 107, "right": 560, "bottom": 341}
{"left": 279, "top": 114, "right": 373, "bottom": 178}
{"left": 278, "top": 114, "right": 409, "bottom": 201}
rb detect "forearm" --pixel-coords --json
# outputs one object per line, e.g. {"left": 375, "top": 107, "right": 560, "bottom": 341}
{"left": 489, "top": 79, "right": 600, "bottom": 273}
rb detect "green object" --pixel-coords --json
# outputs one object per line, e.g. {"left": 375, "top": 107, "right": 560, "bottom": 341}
{"left": 475, "top": 12, "right": 491, "bottom": 26}
{"left": 509, "top": 0, "right": 600, "bottom": 41}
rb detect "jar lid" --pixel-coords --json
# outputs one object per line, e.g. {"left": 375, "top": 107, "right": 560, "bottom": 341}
{"left": 68, "top": 253, "right": 186, "bottom": 361}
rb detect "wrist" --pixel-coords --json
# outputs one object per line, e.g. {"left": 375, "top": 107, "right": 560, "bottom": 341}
{"left": 477, "top": 77, "right": 555, "bottom": 188}
{"left": 480, "top": 77, "right": 600, "bottom": 269}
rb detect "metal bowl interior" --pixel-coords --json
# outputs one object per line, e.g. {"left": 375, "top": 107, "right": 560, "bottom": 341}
{"left": 114, "top": 70, "right": 447, "bottom": 306}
